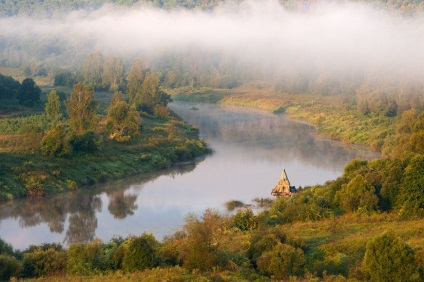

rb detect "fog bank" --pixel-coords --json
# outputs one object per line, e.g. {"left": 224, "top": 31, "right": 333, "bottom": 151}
{"left": 1, "top": 0, "right": 424, "bottom": 77}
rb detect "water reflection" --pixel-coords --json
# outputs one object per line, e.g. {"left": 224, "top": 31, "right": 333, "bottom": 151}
{"left": 0, "top": 102, "right": 378, "bottom": 250}
{"left": 108, "top": 190, "right": 138, "bottom": 219}
{"left": 170, "top": 102, "right": 377, "bottom": 169}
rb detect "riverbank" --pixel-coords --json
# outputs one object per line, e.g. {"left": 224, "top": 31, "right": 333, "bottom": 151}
{"left": 170, "top": 83, "right": 398, "bottom": 154}
{"left": 0, "top": 112, "right": 209, "bottom": 201}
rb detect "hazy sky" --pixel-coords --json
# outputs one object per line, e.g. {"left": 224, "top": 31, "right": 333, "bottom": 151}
{"left": 1, "top": 0, "right": 424, "bottom": 76}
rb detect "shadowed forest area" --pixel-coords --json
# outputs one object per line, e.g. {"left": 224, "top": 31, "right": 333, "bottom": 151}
{"left": 1, "top": 0, "right": 424, "bottom": 281}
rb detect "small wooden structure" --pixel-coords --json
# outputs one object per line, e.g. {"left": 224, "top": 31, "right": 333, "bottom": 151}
{"left": 271, "top": 169, "right": 297, "bottom": 197}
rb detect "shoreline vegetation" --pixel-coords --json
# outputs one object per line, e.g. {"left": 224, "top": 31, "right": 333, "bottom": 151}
{"left": 0, "top": 72, "right": 210, "bottom": 202}
{"left": 1, "top": 77, "right": 424, "bottom": 281}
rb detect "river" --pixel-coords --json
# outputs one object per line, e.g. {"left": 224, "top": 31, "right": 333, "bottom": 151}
{"left": 0, "top": 101, "right": 378, "bottom": 249}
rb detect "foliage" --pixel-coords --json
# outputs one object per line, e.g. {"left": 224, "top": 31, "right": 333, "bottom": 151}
{"left": 256, "top": 243, "right": 306, "bottom": 279}
{"left": 40, "top": 123, "right": 72, "bottom": 157}
{"left": 335, "top": 175, "right": 378, "bottom": 214}
{"left": 106, "top": 92, "right": 140, "bottom": 142}
{"left": 387, "top": 110, "right": 424, "bottom": 158}
{"left": 399, "top": 155, "right": 424, "bottom": 218}
{"left": 233, "top": 208, "right": 258, "bottom": 231}
{"left": 0, "top": 254, "right": 22, "bottom": 281}
{"left": 17, "top": 78, "right": 41, "bottom": 107}
{"left": 122, "top": 233, "right": 160, "bottom": 272}
{"left": 127, "top": 59, "right": 146, "bottom": 104}
{"left": 181, "top": 209, "right": 224, "bottom": 271}
{"left": 69, "top": 131, "right": 102, "bottom": 153}
{"left": 134, "top": 72, "right": 172, "bottom": 115}
{"left": 66, "top": 239, "right": 105, "bottom": 275}
{"left": 66, "top": 84, "right": 98, "bottom": 135}
{"left": 45, "top": 90, "right": 62, "bottom": 119}
{"left": 22, "top": 247, "right": 67, "bottom": 278}
{"left": 363, "top": 232, "right": 420, "bottom": 282}
{"left": 0, "top": 73, "right": 20, "bottom": 100}
{"left": 225, "top": 200, "right": 245, "bottom": 211}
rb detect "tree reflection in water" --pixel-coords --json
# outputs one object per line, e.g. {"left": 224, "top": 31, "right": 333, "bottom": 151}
{"left": 64, "top": 194, "right": 102, "bottom": 245}
{"left": 0, "top": 162, "right": 197, "bottom": 248}
{"left": 107, "top": 190, "right": 138, "bottom": 219}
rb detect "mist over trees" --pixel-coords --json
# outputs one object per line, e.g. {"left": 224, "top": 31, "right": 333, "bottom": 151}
{"left": 1, "top": 1, "right": 424, "bottom": 119}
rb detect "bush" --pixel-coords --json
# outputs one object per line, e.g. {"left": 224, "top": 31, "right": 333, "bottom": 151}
{"left": 0, "top": 254, "right": 22, "bottom": 281}
{"left": 363, "top": 232, "right": 419, "bottom": 282}
{"left": 22, "top": 247, "right": 67, "bottom": 278}
{"left": 122, "top": 233, "right": 160, "bottom": 272}
{"left": 256, "top": 243, "right": 305, "bottom": 280}
{"left": 66, "top": 239, "right": 105, "bottom": 275}
{"left": 399, "top": 155, "right": 424, "bottom": 218}
{"left": 40, "top": 123, "right": 72, "bottom": 157}
{"left": 247, "top": 229, "right": 286, "bottom": 265}
{"left": 233, "top": 208, "right": 258, "bottom": 231}
{"left": 69, "top": 131, "right": 102, "bottom": 153}
{"left": 336, "top": 175, "right": 378, "bottom": 214}
{"left": 181, "top": 209, "right": 224, "bottom": 271}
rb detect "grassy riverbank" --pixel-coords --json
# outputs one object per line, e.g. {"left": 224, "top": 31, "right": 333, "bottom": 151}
{"left": 0, "top": 112, "right": 209, "bottom": 201}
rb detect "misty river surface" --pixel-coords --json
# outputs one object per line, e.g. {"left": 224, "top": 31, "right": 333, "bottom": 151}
{"left": 0, "top": 101, "right": 378, "bottom": 249}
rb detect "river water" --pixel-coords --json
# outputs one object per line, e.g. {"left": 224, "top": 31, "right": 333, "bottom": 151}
{"left": 0, "top": 101, "right": 378, "bottom": 249}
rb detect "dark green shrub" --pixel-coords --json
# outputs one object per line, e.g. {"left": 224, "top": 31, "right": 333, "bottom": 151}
{"left": 22, "top": 247, "right": 66, "bottom": 278}
{"left": 40, "top": 123, "right": 72, "bottom": 157}
{"left": 0, "top": 254, "right": 22, "bottom": 281}
{"left": 247, "top": 228, "right": 286, "bottom": 265}
{"left": 233, "top": 208, "right": 258, "bottom": 231}
{"left": 335, "top": 175, "right": 378, "bottom": 214}
{"left": 122, "top": 233, "right": 160, "bottom": 272}
{"left": 0, "top": 238, "right": 14, "bottom": 257}
{"left": 363, "top": 232, "right": 420, "bottom": 282}
{"left": 399, "top": 155, "right": 424, "bottom": 218}
{"left": 256, "top": 243, "right": 305, "bottom": 280}
{"left": 69, "top": 131, "right": 102, "bottom": 153}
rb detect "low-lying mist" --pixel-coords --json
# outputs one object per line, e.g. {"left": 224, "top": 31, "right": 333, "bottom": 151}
{"left": 1, "top": 0, "right": 424, "bottom": 80}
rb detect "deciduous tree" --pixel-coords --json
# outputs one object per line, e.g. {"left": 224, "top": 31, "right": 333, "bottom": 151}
{"left": 45, "top": 90, "right": 61, "bottom": 119}
{"left": 106, "top": 92, "right": 140, "bottom": 142}
{"left": 66, "top": 84, "right": 98, "bottom": 135}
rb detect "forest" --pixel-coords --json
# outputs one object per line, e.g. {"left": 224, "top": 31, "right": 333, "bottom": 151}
{"left": 1, "top": 0, "right": 424, "bottom": 281}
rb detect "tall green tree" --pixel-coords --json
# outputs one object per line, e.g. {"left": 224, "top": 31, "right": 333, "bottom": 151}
{"left": 106, "top": 92, "right": 140, "bottom": 142}
{"left": 66, "top": 84, "right": 98, "bottom": 135}
{"left": 45, "top": 90, "right": 62, "bottom": 119}
{"left": 17, "top": 78, "right": 41, "bottom": 107}
{"left": 0, "top": 73, "right": 20, "bottom": 99}
{"left": 135, "top": 72, "right": 171, "bottom": 114}
{"left": 82, "top": 52, "right": 104, "bottom": 88}
{"left": 127, "top": 59, "right": 145, "bottom": 104}
{"left": 102, "top": 56, "right": 125, "bottom": 92}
